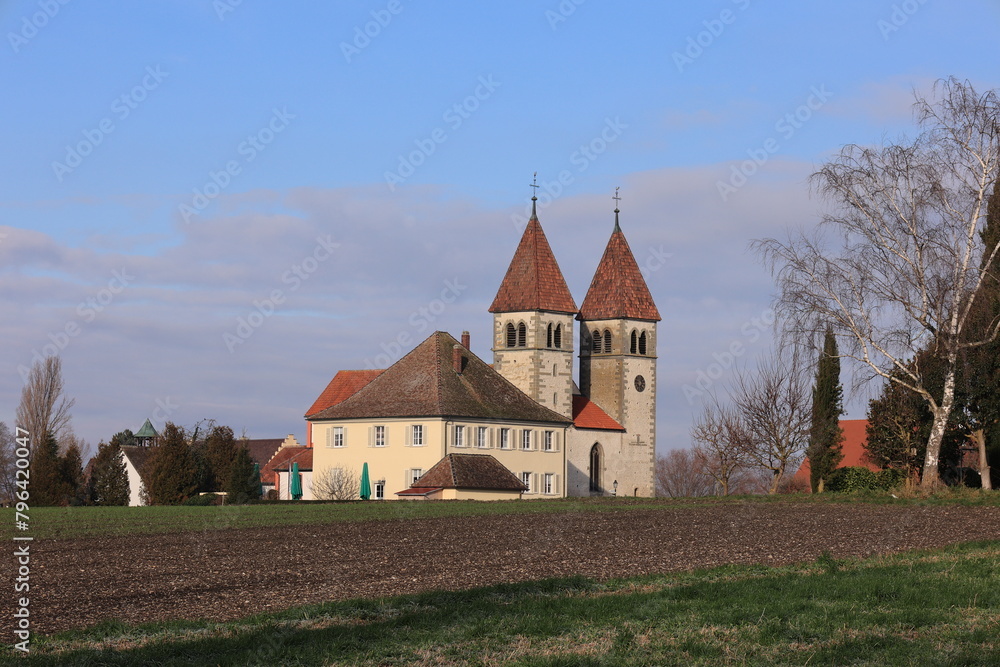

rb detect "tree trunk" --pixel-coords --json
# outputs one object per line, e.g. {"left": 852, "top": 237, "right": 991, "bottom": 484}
{"left": 973, "top": 429, "right": 992, "bottom": 490}
{"left": 921, "top": 366, "right": 956, "bottom": 490}
{"left": 768, "top": 469, "right": 782, "bottom": 495}
{"left": 817, "top": 477, "right": 825, "bottom": 493}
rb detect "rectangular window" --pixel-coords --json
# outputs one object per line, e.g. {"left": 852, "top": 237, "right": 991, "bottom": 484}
{"left": 374, "top": 425, "right": 386, "bottom": 447}
{"left": 544, "top": 473, "right": 554, "bottom": 495}
{"left": 375, "top": 480, "right": 385, "bottom": 500}
{"left": 410, "top": 468, "right": 424, "bottom": 485}
{"left": 521, "top": 429, "right": 532, "bottom": 450}
{"left": 543, "top": 431, "right": 553, "bottom": 451}
{"left": 454, "top": 425, "right": 465, "bottom": 447}
{"left": 500, "top": 428, "right": 511, "bottom": 449}
{"left": 477, "top": 426, "right": 488, "bottom": 448}
{"left": 521, "top": 472, "right": 532, "bottom": 493}
{"left": 411, "top": 424, "right": 423, "bottom": 447}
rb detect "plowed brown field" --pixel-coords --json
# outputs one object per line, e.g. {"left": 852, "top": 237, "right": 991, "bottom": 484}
{"left": 8, "top": 502, "right": 1000, "bottom": 636}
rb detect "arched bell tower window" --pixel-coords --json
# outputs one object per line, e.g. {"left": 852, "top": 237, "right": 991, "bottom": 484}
{"left": 554, "top": 323, "right": 562, "bottom": 349}
{"left": 517, "top": 322, "right": 527, "bottom": 347}
{"left": 505, "top": 323, "right": 517, "bottom": 348}
{"left": 589, "top": 443, "right": 603, "bottom": 493}
{"left": 630, "top": 330, "right": 638, "bottom": 354}
{"left": 546, "top": 323, "right": 553, "bottom": 348}
{"left": 591, "top": 329, "right": 602, "bottom": 353}
{"left": 603, "top": 329, "right": 612, "bottom": 354}
{"left": 639, "top": 330, "right": 648, "bottom": 355}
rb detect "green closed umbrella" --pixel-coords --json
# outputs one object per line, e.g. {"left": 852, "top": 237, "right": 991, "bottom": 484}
{"left": 290, "top": 462, "right": 303, "bottom": 500}
{"left": 360, "top": 462, "right": 371, "bottom": 500}
{"left": 253, "top": 463, "right": 263, "bottom": 499}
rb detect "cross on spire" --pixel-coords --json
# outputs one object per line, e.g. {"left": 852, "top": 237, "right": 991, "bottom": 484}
{"left": 529, "top": 172, "right": 540, "bottom": 220}
{"left": 612, "top": 186, "right": 621, "bottom": 230}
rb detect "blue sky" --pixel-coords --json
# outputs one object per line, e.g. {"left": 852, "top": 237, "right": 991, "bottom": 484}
{"left": 3, "top": 0, "right": 998, "bottom": 452}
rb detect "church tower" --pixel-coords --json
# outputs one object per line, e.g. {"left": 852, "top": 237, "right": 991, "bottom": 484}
{"left": 578, "top": 201, "right": 660, "bottom": 496}
{"left": 489, "top": 194, "right": 577, "bottom": 419}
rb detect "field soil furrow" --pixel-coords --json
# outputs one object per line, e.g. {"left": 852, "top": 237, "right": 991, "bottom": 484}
{"left": 7, "top": 502, "right": 1000, "bottom": 635}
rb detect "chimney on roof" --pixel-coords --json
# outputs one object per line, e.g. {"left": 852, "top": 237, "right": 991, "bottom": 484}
{"left": 461, "top": 331, "right": 470, "bottom": 349}
{"left": 453, "top": 344, "right": 464, "bottom": 374}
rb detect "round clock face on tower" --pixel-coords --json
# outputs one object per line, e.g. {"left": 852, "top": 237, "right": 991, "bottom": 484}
{"left": 634, "top": 375, "right": 646, "bottom": 392}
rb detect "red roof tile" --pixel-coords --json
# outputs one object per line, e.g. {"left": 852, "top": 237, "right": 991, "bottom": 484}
{"left": 489, "top": 216, "right": 577, "bottom": 314}
{"left": 409, "top": 453, "right": 527, "bottom": 491}
{"left": 572, "top": 395, "right": 625, "bottom": 431}
{"left": 308, "top": 332, "right": 572, "bottom": 424}
{"left": 306, "top": 370, "right": 383, "bottom": 417}
{"left": 578, "top": 220, "right": 660, "bottom": 321}
{"left": 794, "top": 419, "right": 879, "bottom": 483}
{"left": 260, "top": 446, "right": 313, "bottom": 485}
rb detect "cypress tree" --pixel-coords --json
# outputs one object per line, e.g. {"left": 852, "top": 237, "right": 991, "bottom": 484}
{"left": 807, "top": 328, "right": 845, "bottom": 492}
{"left": 225, "top": 446, "right": 261, "bottom": 504}
{"left": 204, "top": 425, "right": 238, "bottom": 492}
{"left": 88, "top": 440, "right": 130, "bottom": 505}
{"left": 60, "top": 441, "right": 86, "bottom": 505}
{"left": 31, "top": 432, "right": 73, "bottom": 506}
{"left": 143, "top": 423, "right": 198, "bottom": 505}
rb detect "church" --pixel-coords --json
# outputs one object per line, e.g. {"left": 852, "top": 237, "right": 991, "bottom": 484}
{"left": 306, "top": 192, "right": 660, "bottom": 499}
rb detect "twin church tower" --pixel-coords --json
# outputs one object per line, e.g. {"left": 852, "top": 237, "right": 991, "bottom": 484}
{"left": 489, "top": 191, "right": 660, "bottom": 496}
{"left": 307, "top": 186, "right": 660, "bottom": 498}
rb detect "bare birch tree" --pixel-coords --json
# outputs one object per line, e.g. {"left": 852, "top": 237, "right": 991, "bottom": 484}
{"left": 15, "top": 356, "right": 75, "bottom": 453}
{"left": 755, "top": 78, "right": 1000, "bottom": 489}
{"left": 690, "top": 402, "right": 750, "bottom": 496}
{"left": 730, "top": 352, "right": 811, "bottom": 494}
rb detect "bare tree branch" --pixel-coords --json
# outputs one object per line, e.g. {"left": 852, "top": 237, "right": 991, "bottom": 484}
{"left": 754, "top": 77, "right": 1000, "bottom": 488}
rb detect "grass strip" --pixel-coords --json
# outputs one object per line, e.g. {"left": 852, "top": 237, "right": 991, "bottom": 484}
{"left": 6, "top": 540, "right": 1000, "bottom": 666}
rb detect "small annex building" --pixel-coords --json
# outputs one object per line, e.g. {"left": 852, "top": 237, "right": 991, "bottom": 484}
{"left": 397, "top": 453, "right": 527, "bottom": 500}
{"left": 307, "top": 194, "right": 661, "bottom": 499}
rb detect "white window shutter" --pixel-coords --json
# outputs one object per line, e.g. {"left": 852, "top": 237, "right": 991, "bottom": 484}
{"left": 533, "top": 473, "right": 539, "bottom": 494}
{"left": 555, "top": 474, "right": 561, "bottom": 495}
{"left": 325, "top": 427, "right": 332, "bottom": 448}
{"left": 368, "top": 426, "right": 373, "bottom": 447}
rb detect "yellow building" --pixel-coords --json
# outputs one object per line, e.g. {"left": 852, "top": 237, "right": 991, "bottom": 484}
{"left": 307, "top": 194, "right": 660, "bottom": 498}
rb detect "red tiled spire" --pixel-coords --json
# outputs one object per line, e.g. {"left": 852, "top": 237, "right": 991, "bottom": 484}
{"left": 489, "top": 198, "right": 578, "bottom": 314}
{"left": 578, "top": 210, "right": 660, "bottom": 321}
